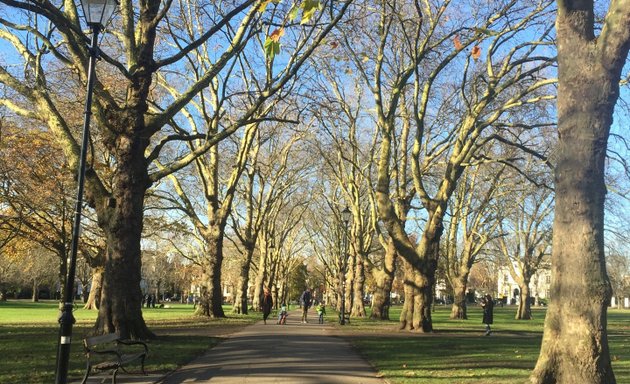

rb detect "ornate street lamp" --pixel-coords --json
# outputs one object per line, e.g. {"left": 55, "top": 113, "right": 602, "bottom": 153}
{"left": 340, "top": 206, "right": 351, "bottom": 325}
{"left": 54, "top": 1, "right": 116, "bottom": 382}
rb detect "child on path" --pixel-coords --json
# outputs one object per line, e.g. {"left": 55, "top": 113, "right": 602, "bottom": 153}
{"left": 317, "top": 302, "right": 326, "bottom": 324}
{"left": 277, "top": 302, "right": 288, "bottom": 325}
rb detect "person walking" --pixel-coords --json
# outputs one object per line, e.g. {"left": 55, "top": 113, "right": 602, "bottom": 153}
{"left": 481, "top": 294, "right": 494, "bottom": 336}
{"left": 300, "top": 288, "right": 313, "bottom": 323}
{"left": 261, "top": 287, "right": 273, "bottom": 325}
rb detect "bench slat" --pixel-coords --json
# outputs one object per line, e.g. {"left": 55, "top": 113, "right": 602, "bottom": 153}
{"left": 84, "top": 333, "right": 119, "bottom": 347}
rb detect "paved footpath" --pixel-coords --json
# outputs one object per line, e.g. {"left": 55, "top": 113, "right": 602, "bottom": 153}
{"left": 156, "top": 310, "right": 386, "bottom": 384}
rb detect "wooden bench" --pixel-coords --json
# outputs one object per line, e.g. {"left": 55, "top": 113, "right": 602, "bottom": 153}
{"left": 81, "top": 333, "right": 148, "bottom": 384}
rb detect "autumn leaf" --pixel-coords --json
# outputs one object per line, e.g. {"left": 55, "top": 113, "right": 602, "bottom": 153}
{"left": 264, "top": 37, "right": 281, "bottom": 59}
{"left": 330, "top": 41, "right": 339, "bottom": 49}
{"left": 453, "top": 35, "right": 462, "bottom": 51}
{"left": 269, "top": 28, "right": 285, "bottom": 43}
{"left": 471, "top": 45, "right": 481, "bottom": 60}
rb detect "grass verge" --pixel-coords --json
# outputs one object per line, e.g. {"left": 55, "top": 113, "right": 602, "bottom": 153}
{"left": 336, "top": 305, "right": 630, "bottom": 384}
{"left": 0, "top": 300, "right": 259, "bottom": 383}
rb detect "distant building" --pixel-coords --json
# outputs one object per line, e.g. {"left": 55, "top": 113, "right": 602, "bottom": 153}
{"left": 497, "top": 266, "right": 551, "bottom": 305}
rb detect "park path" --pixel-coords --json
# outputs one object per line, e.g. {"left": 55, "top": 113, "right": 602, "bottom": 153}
{"left": 156, "top": 310, "right": 387, "bottom": 384}
{"left": 78, "top": 310, "right": 387, "bottom": 384}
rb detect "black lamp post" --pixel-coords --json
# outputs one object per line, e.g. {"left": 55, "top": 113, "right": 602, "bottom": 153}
{"left": 339, "top": 206, "right": 351, "bottom": 325}
{"left": 54, "top": 1, "right": 116, "bottom": 383}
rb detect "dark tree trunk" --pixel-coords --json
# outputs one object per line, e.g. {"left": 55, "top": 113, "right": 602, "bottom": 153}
{"left": 92, "top": 134, "right": 154, "bottom": 340}
{"left": 531, "top": 3, "right": 629, "bottom": 382}
{"left": 232, "top": 248, "right": 253, "bottom": 314}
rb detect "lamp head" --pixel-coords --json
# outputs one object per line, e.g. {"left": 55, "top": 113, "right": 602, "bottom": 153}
{"left": 80, "top": 0, "right": 117, "bottom": 28}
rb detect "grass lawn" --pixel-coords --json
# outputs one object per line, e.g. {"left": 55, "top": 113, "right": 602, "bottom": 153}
{"left": 2, "top": 300, "right": 630, "bottom": 383}
{"left": 338, "top": 305, "right": 630, "bottom": 384}
{"left": 0, "top": 300, "right": 259, "bottom": 383}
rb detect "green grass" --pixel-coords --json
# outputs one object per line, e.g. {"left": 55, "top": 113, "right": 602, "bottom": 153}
{"left": 338, "top": 305, "right": 630, "bottom": 384}
{"left": 3, "top": 300, "right": 630, "bottom": 384}
{"left": 0, "top": 300, "right": 259, "bottom": 383}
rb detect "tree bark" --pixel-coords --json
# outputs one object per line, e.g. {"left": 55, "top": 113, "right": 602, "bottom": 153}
{"left": 351, "top": 253, "right": 366, "bottom": 317}
{"left": 450, "top": 278, "right": 468, "bottom": 320}
{"left": 251, "top": 249, "right": 266, "bottom": 311}
{"left": 83, "top": 268, "right": 103, "bottom": 310}
{"left": 92, "top": 133, "right": 154, "bottom": 340}
{"left": 194, "top": 227, "right": 226, "bottom": 318}
{"left": 31, "top": 279, "right": 39, "bottom": 302}
{"left": 531, "top": 2, "right": 629, "bottom": 382}
{"left": 370, "top": 241, "right": 397, "bottom": 320}
{"left": 516, "top": 279, "right": 532, "bottom": 320}
{"left": 232, "top": 246, "right": 254, "bottom": 314}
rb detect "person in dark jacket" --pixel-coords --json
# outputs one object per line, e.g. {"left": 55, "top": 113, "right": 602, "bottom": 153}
{"left": 261, "top": 287, "right": 273, "bottom": 324}
{"left": 481, "top": 294, "right": 494, "bottom": 336}
{"left": 300, "top": 288, "right": 313, "bottom": 323}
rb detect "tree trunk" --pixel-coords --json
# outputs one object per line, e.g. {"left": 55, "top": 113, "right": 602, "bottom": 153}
{"left": 32, "top": 279, "right": 39, "bottom": 302}
{"left": 412, "top": 271, "right": 433, "bottom": 332}
{"left": 450, "top": 279, "right": 468, "bottom": 320}
{"left": 232, "top": 248, "right": 253, "bottom": 314}
{"left": 194, "top": 228, "right": 226, "bottom": 318}
{"left": 83, "top": 268, "right": 103, "bottom": 310}
{"left": 399, "top": 260, "right": 415, "bottom": 330}
{"left": 516, "top": 280, "right": 532, "bottom": 320}
{"left": 530, "top": 4, "right": 627, "bottom": 381}
{"left": 351, "top": 253, "right": 366, "bottom": 317}
{"left": 92, "top": 138, "right": 153, "bottom": 340}
{"left": 370, "top": 240, "right": 396, "bottom": 320}
{"left": 251, "top": 250, "right": 266, "bottom": 311}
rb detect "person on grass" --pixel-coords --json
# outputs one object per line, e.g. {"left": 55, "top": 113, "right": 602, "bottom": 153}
{"left": 481, "top": 294, "right": 494, "bottom": 336}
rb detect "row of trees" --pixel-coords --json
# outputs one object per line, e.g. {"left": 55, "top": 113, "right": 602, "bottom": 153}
{"left": 1, "top": 0, "right": 629, "bottom": 383}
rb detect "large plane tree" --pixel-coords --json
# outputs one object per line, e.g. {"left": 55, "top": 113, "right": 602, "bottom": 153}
{"left": 531, "top": 1, "right": 630, "bottom": 383}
